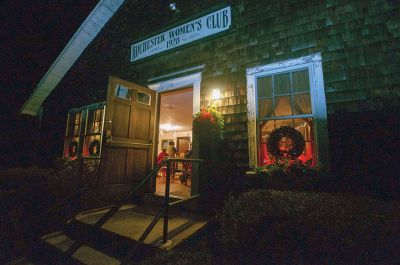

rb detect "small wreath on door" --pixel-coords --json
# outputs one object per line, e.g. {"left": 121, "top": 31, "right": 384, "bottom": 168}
{"left": 88, "top": 140, "right": 101, "bottom": 157}
{"left": 68, "top": 141, "right": 78, "bottom": 157}
{"left": 267, "top": 126, "right": 305, "bottom": 160}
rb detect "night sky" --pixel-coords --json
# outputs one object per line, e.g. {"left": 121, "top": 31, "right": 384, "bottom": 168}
{"left": 0, "top": 0, "right": 98, "bottom": 167}
{"left": 1, "top": 0, "right": 98, "bottom": 116}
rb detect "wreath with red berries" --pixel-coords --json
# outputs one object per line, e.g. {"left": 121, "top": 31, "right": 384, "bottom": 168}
{"left": 267, "top": 126, "right": 305, "bottom": 159}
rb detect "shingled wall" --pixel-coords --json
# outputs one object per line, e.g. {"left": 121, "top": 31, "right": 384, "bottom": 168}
{"left": 42, "top": 0, "right": 400, "bottom": 172}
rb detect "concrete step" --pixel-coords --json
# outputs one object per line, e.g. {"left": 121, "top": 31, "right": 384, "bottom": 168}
{"left": 64, "top": 219, "right": 156, "bottom": 261}
{"left": 73, "top": 203, "right": 208, "bottom": 250}
{"left": 143, "top": 193, "right": 199, "bottom": 211}
{"left": 39, "top": 231, "right": 120, "bottom": 265}
{"left": 28, "top": 202, "right": 209, "bottom": 264}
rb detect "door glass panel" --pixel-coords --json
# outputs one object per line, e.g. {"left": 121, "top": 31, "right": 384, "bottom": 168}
{"left": 137, "top": 91, "right": 151, "bottom": 105}
{"left": 116, "top": 85, "right": 133, "bottom": 99}
{"left": 274, "top": 96, "right": 292, "bottom": 116}
{"left": 274, "top": 73, "right": 291, "bottom": 95}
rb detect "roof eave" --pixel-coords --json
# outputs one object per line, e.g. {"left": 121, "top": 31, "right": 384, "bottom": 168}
{"left": 20, "top": 0, "right": 125, "bottom": 116}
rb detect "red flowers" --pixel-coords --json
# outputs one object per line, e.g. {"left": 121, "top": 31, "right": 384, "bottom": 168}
{"left": 197, "top": 108, "right": 216, "bottom": 124}
{"left": 193, "top": 107, "right": 224, "bottom": 140}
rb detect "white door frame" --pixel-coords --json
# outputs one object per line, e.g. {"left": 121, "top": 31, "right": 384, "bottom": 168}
{"left": 148, "top": 71, "right": 202, "bottom": 196}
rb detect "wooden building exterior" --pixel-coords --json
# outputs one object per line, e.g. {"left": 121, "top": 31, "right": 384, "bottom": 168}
{"left": 22, "top": 0, "right": 400, "bottom": 197}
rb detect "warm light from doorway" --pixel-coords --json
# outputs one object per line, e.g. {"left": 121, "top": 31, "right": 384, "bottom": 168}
{"left": 160, "top": 123, "right": 180, "bottom": 131}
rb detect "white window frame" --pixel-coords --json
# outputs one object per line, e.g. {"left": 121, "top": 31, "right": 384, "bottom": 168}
{"left": 246, "top": 53, "right": 329, "bottom": 168}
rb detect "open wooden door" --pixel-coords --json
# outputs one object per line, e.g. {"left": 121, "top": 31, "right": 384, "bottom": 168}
{"left": 100, "top": 76, "right": 156, "bottom": 199}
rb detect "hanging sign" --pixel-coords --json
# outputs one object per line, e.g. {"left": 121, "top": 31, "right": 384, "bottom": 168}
{"left": 131, "top": 6, "right": 231, "bottom": 62}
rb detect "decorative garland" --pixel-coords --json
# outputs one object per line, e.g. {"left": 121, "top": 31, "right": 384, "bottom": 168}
{"left": 68, "top": 141, "right": 78, "bottom": 157}
{"left": 89, "top": 140, "right": 101, "bottom": 157}
{"left": 267, "top": 126, "right": 305, "bottom": 160}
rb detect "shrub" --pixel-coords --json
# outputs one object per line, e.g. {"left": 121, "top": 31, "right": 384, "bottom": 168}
{"left": 219, "top": 190, "right": 400, "bottom": 265}
{"left": 253, "top": 159, "right": 335, "bottom": 193}
{"left": 0, "top": 161, "right": 102, "bottom": 263}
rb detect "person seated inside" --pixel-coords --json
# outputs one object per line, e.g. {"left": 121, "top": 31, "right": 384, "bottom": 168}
{"left": 180, "top": 143, "right": 192, "bottom": 185}
{"left": 166, "top": 141, "right": 177, "bottom": 157}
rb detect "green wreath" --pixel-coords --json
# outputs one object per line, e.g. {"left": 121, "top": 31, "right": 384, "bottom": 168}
{"left": 89, "top": 140, "right": 101, "bottom": 157}
{"left": 267, "top": 126, "right": 305, "bottom": 159}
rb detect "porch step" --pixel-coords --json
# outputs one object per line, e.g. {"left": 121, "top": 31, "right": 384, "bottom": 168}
{"left": 27, "top": 202, "right": 209, "bottom": 264}
{"left": 27, "top": 232, "right": 83, "bottom": 265}
{"left": 143, "top": 193, "right": 199, "bottom": 211}
{"left": 38, "top": 231, "right": 120, "bottom": 265}
{"left": 64, "top": 219, "right": 156, "bottom": 261}
{"left": 74, "top": 202, "right": 208, "bottom": 250}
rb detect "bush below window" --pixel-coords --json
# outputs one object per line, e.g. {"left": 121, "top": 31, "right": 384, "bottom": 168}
{"left": 219, "top": 190, "right": 400, "bottom": 265}
{"left": 252, "top": 159, "right": 335, "bottom": 193}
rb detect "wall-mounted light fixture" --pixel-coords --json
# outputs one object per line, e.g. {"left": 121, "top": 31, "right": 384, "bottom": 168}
{"left": 211, "top": 88, "right": 221, "bottom": 100}
{"left": 170, "top": 2, "right": 177, "bottom": 11}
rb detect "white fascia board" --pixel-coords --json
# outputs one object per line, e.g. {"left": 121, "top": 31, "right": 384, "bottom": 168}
{"left": 20, "top": 0, "right": 125, "bottom": 116}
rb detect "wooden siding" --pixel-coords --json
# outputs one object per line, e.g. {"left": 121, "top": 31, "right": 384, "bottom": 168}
{"left": 42, "top": 0, "right": 400, "bottom": 169}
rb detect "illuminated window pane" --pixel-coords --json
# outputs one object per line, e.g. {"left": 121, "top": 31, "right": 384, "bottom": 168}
{"left": 87, "top": 108, "right": 103, "bottom": 134}
{"left": 293, "top": 93, "right": 312, "bottom": 114}
{"left": 258, "top": 98, "right": 274, "bottom": 118}
{"left": 137, "top": 91, "right": 151, "bottom": 105}
{"left": 74, "top": 112, "right": 81, "bottom": 136}
{"left": 260, "top": 120, "right": 275, "bottom": 143}
{"left": 292, "top": 70, "right": 310, "bottom": 93}
{"left": 274, "top": 73, "right": 290, "bottom": 95}
{"left": 257, "top": 76, "right": 272, "bottom": 97}
{"left": 67, "top": 114, "right": 75, "bottom": 137}
{"left": 275, "top": 119, "right": 293, "bottom": 129}
{"left": 293, "top": 118, "right": 312, "bottom": 141}
{"left": 274, "top": 96, "right": 292, "bottom": 116}
{"left": 116, "top": 85, "right": 132, "bottom": 99}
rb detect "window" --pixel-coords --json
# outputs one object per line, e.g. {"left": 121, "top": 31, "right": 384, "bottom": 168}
{"left": 246, "top": 53, "right": 329, "bottom": 167}
{"left": 115, "top": 85, "right": 134, "bottom": 99}
{"left": 64, "top": 111, "right": 82, "bottom": 158}
{"left": 137, "top": 91, "right": 151, "bottom": 105}
{"left": 66, "top": 111, "right": 81, "bottom": 137}
{"left": 63, "top": 103, "right": 106, "bottom": 159}
{"left": 87, "top": 108, "right": 103, "bottom": 134}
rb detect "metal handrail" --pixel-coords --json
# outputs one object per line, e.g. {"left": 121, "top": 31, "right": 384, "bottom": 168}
{"left": 121, "top": 158, "right": 203, "bottom": 265}
{"left": 31, "top": 156, "right": 203, "bottom": 263}
{"left": 90, "top": 158, "right": 203, "bottom": 227}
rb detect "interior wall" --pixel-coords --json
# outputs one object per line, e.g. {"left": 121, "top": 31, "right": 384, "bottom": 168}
{"left": 158, "top": 130, "right": 192, "bottom": 156}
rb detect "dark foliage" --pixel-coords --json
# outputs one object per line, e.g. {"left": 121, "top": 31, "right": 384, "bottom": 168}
{"left": 219, "top": 190, "right": 400, "bottom": 265}
{"left": 0, "top": 160, "right": 103, "bottom": 263}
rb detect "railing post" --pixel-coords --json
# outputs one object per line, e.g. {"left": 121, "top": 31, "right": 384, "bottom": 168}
{"left": 163, "top": 159, "right": 171, "bottom": 244}
{"left": 77, "top": 157, "right": 84, "bottom": 209}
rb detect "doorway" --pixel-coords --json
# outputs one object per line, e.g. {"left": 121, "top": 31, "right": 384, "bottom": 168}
{"left": 155, "top": 87, "right": 193, "bottom": 198}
